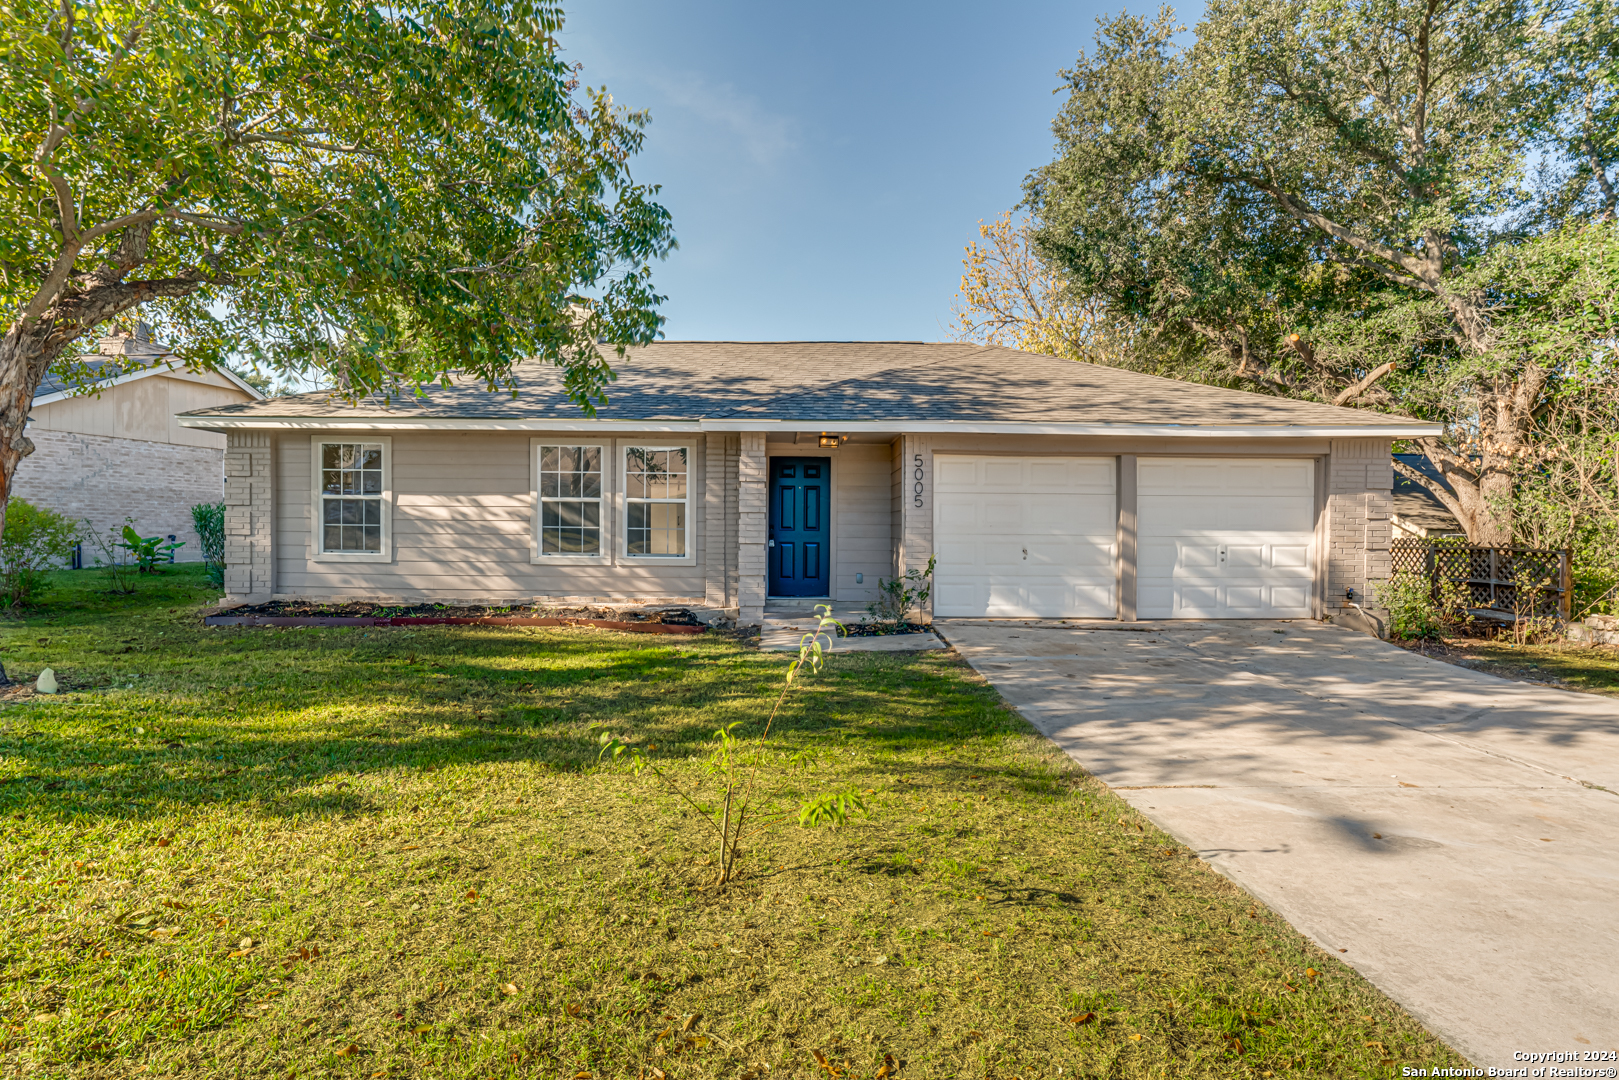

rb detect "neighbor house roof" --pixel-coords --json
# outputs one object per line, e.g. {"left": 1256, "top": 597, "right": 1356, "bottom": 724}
{"left": 1393, "top": 454, "right": 1465, "bottom": 535}
{"left": 35, "top": 329, "right": 263, "bottom": 407}
{"left": 176, "top": 342, "right": 1440, "bottom": 437}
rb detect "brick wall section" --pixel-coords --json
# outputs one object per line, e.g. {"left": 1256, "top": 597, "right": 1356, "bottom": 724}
{"left": 1327, "top": 438, "right": 1394, "bottom": 610}
{"left": 12, "top": 428, "right": 224, "bottom": 562}
{"left": 224, "top": 431, "right": 274, "bottom": 601}
{"left": 737, "top": 432, "right": 767, "bottom": 624}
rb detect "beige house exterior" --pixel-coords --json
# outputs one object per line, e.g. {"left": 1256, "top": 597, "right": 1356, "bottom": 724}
{"left": 177, "top": 343, "right": 1436, "bottom": 627}
{"left": 17, "top": 329, "right": 263, "bottom": 561}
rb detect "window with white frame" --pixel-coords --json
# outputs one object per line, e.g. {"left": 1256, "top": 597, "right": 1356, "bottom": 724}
{"left": 319, "top": 442, "right": 385, "bottom": 553}
{"left": 624, "top": 446, "right": 688, "bottom": 557}
{"left": 537, "top": 445, "right": 604, "bottom": 556}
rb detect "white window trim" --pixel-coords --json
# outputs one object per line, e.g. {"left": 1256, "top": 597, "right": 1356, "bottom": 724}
{"left": 309, "top": 434, "right": 393, "bottom": 563}
{"left": 529, "top": 438, "right": 612, "bottom": 565}
{"left": 619, "top": 442, "right": 697, "bottom": 566}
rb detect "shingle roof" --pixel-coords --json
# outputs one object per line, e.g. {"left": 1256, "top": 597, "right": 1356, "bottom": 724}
{"left": 35, "top": 357, "right": 154, "bottom": 399}
{"left": 1393, "top": 454, "right": 1464, "bottom": 534}
{"left": 178, "top": 341, "right": 1423, "bottom": 427}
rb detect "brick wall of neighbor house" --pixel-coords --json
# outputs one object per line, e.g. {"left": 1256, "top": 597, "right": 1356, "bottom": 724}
{"left": 11, "top": 428, "right": 224, "bottom": 562}
{"left": 1326, "top": 437, "right": 1394, "bottom": 610}
{"left": 224, "top": 431, "right": 274, "bottom": 600}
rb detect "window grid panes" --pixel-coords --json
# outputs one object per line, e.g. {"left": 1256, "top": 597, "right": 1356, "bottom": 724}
{"left": 538, "top": 445, "right": 603, "bottom": 555}
{"left": 320, "top": 442, "right": 384, "bottom": 553}
{"left": 625, "top": 447, "right": 688, "bottom": 557}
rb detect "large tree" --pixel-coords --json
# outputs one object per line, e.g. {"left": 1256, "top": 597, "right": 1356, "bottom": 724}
{"left": 1022, "top": 0, "right": 1615, "bottom": 545}
{"left": 0, "top": 0, "right": 674, "bottom": 525}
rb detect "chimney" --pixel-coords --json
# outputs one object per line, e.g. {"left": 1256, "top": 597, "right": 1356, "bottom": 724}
{"left": 97, "top": 320, "right": 169, "bottom": 362}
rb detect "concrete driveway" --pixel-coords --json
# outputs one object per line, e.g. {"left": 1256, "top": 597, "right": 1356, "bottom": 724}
{"left": 936, "top": 618, "right": 1619, "bottom": 1068}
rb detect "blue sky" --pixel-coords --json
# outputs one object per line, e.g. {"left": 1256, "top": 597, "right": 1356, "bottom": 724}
{"left": 559, "top": 0, "right": 1189, "bottom": 342}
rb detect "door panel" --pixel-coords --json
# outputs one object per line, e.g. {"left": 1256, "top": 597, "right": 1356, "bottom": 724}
{"left": 769, "top": 457, "right": 830, "bottom": 597}
{"left": 1136, "top": 457, "right": 1316, "bottom": 619}
{"left": 934, "top": 455, "right": 1116, "bottom": 618}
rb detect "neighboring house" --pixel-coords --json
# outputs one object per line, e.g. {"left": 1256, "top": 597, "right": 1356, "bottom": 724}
{"left": 16, "top": 327, "right": 264, "bottom": 561}
{"left": 1391, "top": 453, "right": 1466, "bottom": 539}
{"left": 177, "top": 342, "right": 1438, "bottom": 625}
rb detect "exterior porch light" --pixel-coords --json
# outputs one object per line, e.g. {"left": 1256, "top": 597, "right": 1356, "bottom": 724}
{"left": 819, "top": 433, "right": 842, "bottom": 448}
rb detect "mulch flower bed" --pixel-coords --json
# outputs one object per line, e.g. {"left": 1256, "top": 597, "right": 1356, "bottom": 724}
{"left": 204, "top": 602, "right": 707, "bottom": 634}
{"left": 841, "top": 621, "right": 931, "bottom": 637}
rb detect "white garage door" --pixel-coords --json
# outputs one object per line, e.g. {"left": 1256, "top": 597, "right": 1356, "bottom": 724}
{"left": 1138, "top": 457, "right": 1315, "bottom": 619}
{"left": 934, "top": 456, "right": 1116, "bottom": 618}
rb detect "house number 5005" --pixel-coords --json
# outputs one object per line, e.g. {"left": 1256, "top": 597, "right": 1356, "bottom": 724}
{"left": 912, "top": 454, "right": 925, "bottom": 508}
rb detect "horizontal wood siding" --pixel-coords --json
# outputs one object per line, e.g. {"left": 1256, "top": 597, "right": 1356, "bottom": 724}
{"left": 834, "top": 443, "right": 893, "bottom": 601}
{"left": 275, "top": 431, "right": 707, "bottom": 601}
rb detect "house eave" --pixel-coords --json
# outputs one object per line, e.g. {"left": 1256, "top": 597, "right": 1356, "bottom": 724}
{"left": 176, "top": 414, "right": 1443, "bottom": 438}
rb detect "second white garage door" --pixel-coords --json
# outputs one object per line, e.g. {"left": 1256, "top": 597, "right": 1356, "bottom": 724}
{"left": 1138, "top": 457, "right": 1316, "bottom": 619}
{"left": 934, "top": 455, "right": 1116, "bottom": 618}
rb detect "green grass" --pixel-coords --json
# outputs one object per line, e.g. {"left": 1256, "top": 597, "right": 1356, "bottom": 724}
{"left": 1400, "top": 636, "right": 1619, "bottom": 696}
{"left": 1, "top": 566, "right": 1467, "bottom": 1078}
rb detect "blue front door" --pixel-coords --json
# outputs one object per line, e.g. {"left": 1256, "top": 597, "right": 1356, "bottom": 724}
{"left": 769, "top": 457, "right": 830, "bottom": 597}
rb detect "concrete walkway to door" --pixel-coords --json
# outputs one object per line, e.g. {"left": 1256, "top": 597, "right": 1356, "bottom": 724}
{"left": 935, "top": 618, "right": 1619, "bottom": 1068}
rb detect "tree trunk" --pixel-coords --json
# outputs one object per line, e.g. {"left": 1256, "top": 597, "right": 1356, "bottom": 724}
{"left": 0, "top": 321, "right": 62, "bottom": 539}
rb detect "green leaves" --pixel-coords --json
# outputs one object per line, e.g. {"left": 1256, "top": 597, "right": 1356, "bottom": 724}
{"left": 797, "top": 790, "right": 867, "bottom": 829}
{"left": 3, "top": 0, "right": 674, "bottom": 413}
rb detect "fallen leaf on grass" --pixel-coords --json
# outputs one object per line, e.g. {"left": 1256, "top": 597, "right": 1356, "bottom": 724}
{"left": 1305, "top": 968, "right": 1318, "bottom": 980}
{"left": 875, "top": 1053, "right": 897, "bottom": 1079}
{"left": 574, "top": 1072, "right": 593, "bottom": 1079}
{"left": 500, "top": 983, "right": 518, "bottom": 996}
{"left": 811, "top": 1050, "right": 844, "bottom": 1077}
{"left": 565, "top": 1002, "right": 583, "bottom": 1017}
{"left": 411, "top": 1025, "right": 431, "bottom": 1035}
{"left": 155, "top": 838, "right": 171, "bottom": 848}
{"left": 1128, "top": 1033, "right": 1143, "bottom": 1041}
{"left": 464, "top": 889, "right": 478, "bottom": 901}
{"left": 1065, "top": 1012, "right": 1096, "bottom": 1025}
{"left": 1365, "top": 1041, "right": 1386, "bottom": 1051}
{"left": 334, "top": 1044, "right": 360, "bottom": 1057}
{"left": 644, "top": 1069, "right": 667, "bottom": 1080}
{"left": 681, "top": 1013, "right": 701, "bottom": 1032}
{"left": 1283, "top": 981, "right": 1298, "bottom": 992}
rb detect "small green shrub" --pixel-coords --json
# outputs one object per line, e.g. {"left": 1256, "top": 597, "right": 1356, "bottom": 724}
{"left": 866, "top": 554, "right": 937, "bottom": 626}
{"left": 0, "top": 498, "right": 82, "bottom": 607}
{"left": 1377, "top": 571, "right": 1443, "bottom": 640}
{"left": 118, "top": 525, "right": 184, "bottom": 572}
{"left": 191, "top": 501, "right": 226, "bottom": 587}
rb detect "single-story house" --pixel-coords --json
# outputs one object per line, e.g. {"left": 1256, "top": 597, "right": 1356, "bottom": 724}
{"left": 176, "top": 342, "right": 1439, "bottom": 625}
{"left": 17, "top": 326, "right": 264, "bottom": 560}
{"left": 1391, "top": 453, "right": 1466, "bottom": 539}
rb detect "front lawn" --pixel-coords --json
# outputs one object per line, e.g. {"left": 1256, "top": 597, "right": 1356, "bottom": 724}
{"left": 1397, "top": 637, "right": 1619, "bottom": 697}
{"left": 1, "top": 566, "right": 1465, "bottom": 1078}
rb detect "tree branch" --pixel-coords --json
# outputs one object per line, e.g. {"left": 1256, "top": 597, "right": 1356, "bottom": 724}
{"left": 235, "top": 132, "right": 377, "bottom": 156}
{"left": 1332, "top": 360, "right": 1397, "bottom": 406}
{"left": 1392, "top": 453, "right": 1471, "bottom": 528}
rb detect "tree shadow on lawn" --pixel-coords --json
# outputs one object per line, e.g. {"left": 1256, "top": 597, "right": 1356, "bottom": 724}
{"left": 0, "top": 624, "right": 1029, "bottom": 825}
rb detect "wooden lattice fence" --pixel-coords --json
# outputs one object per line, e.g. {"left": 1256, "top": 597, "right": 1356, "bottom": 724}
{"left": 1390, "top": 538, "right": 1572, "bottom": 621}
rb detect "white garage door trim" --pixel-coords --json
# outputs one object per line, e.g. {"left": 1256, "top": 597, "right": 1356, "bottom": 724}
{"left": 933, "top": 455, "right": 1117, "bottom": 618}
{"left": 1137, "top": 457, "right": 1316, "bottom": 619}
